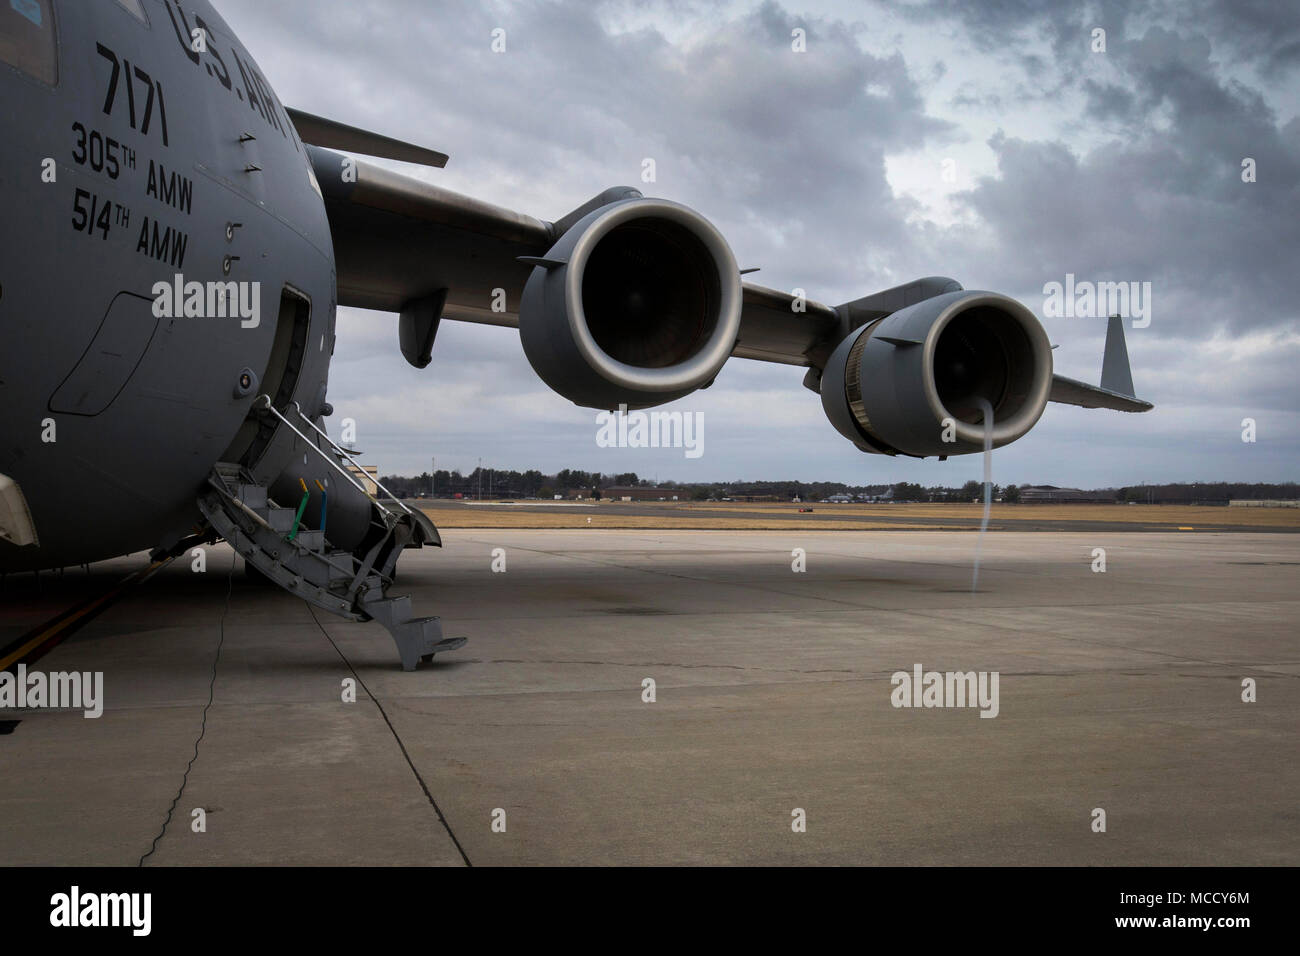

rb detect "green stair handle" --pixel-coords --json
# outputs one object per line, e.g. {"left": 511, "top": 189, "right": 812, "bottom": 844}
{"left": 287, "top": 478, "right": 310, "bottom": 542}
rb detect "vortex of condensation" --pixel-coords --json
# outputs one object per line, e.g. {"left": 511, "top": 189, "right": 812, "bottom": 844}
{"left": 971, "top": 398, "right": 994, "bottom": 592}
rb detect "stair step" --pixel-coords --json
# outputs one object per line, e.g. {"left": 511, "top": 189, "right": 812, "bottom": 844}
{"left": 322, "top": 551, "right": 356, "bottom": 583}
{"left": 200, "top": 464, "right": 462, "bottom": 671}
{"left": 293, "top": 529, "right": 325, "bottom": 552}
{"left": 237, "top": 483, "right": 268, "bottom": 510}
{"left": 392, "top": 615, "right": 451, "bottom": 670}
{"left": 364, "top": 594, "right": 412, "bottom": 628}
{"left": 260, "top": 507, "right": 296, "bottom": 533}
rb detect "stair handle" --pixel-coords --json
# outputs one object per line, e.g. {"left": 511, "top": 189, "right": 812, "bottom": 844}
{"left": 288, "top": 401, "right": 414, "bottom": 517}
{"left": 252, "top": 396, "right": 386, "bottom": 510}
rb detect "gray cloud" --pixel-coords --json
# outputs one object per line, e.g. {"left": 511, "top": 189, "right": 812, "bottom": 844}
{"left": 213, "top": 0, "right": 1297, "bottom": 485}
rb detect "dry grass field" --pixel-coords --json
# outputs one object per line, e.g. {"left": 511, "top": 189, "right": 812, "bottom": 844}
{"left": 415, "top": 499, "right": 1300, "bottom": 531}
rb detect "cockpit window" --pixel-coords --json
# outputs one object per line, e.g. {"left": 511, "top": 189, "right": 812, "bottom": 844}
{"left": 114, "top": 0, "right": 147, "bottom": 24}
{"left": 0, "top": 0, "right": 57, "bottom": 85}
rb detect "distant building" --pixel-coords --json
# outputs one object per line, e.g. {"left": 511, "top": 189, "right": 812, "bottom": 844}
{"left": 713, "top": 488, "right": 780, "bottom": 502}
{"left": 1229, "top": 499, "right": 1300, "bottom": 508}
{"left": 345, "top": 463, "right": 379, "bottom": 496}
{"left": 732, "top": 491, "right": 782, "bottom": 502}
{"left": 603, "top": 485, "right": 681, "bottom": 501}
{"left": 1019, "top": 485, "right": 1113, "bottom": 504}
{"left": 825, "top": 494, "right": 854, "bottom": 503}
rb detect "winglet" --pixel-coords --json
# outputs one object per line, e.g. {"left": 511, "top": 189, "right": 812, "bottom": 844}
{"left": 286, "top": 108, "right": 449, "bottom": 168}
{"left": 1099, "top": 314, "right": 1136, "bottom": 397}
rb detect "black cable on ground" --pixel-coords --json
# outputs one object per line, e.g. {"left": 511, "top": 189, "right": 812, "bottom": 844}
{"left": 307, "top": 604, "right": 472, "bottom": 867}
{"left": 138, "top": 550, "right": 234, "bottom": 866}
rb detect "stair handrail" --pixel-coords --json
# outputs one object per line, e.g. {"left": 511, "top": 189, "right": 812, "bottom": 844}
{"left": 287, "top": 402, "right": 415, "bottom": 517}
{"left": 252, "top": 395, "right": 399, "bottom": 513}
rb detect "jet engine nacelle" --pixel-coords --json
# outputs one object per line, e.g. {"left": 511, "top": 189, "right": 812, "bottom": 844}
{"left": 820, "top": 290, "right": 1053, "bottom": 457}
{"left": 519, "top": 198, "right": 742, "bottom": 409}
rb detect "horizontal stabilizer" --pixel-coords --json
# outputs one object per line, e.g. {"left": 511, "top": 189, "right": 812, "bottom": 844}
{"left": 1049, "top": 375, "right": 1153, "bottom": 412}
{"left": 1049, "top": 315, "right": 1152, "bottom": 412}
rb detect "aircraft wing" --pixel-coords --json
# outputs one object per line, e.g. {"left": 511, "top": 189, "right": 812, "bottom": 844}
{"left": 305, "top": 143, "right": 1151, "bottom": 457}
{"left": 308, "top": 146, "right": 551, "bottom": 326}
{"left": 308, "top": 146, "right": 848, "bottom": 364}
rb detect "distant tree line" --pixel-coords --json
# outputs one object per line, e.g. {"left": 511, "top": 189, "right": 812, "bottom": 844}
{"left": 378, "top": 469, "right": 1298, "bottom": 505}
{"left": 379, "top": 469, "right": 645, "bottom": 500}
{"left": 1112, "top": 482, "right": 1299, "bottom": 504}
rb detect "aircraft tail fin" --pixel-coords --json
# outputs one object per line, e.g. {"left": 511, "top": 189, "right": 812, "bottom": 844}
{"left": 1048, "top": 314, "right": 1152, "bottom": 411}
{"left": 1099, "top": 314, "right": 1136, "bottom": 398}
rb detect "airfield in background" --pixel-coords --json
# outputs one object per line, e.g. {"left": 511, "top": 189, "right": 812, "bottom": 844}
{"left": 418, "top": 499, "right": 1300, "bottom": 534}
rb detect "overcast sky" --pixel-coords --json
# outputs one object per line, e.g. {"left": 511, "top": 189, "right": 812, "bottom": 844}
{"left": 215, "top": 0, "right": 1299, "bottom": 488}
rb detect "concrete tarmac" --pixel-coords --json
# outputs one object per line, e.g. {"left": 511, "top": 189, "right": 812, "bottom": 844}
{"left": 1, "top": 530, "right": 1296, "bottom": 865}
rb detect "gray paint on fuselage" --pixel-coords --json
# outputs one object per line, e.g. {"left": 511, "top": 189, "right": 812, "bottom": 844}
{"left": 0, "top": 0, "right": 337, "bottom": 571}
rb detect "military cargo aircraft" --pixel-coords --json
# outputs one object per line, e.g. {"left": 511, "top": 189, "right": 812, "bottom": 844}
{"left": 0, "top": 0, "right": 1150, "bottom": 669}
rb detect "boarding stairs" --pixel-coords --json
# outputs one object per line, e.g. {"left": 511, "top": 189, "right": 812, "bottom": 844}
{"left": 196, "top": 399, "right": 465, "bottom": 670}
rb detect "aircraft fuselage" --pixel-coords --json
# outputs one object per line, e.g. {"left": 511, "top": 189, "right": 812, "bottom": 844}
{"left": 0, "top": 0, "right": 336, "bottom": 571}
